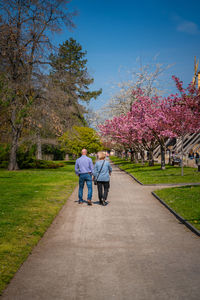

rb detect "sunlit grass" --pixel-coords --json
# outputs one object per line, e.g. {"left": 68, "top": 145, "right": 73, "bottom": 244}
{"left": 110, "top": 156, "right": 200, "bottom": 184}
{"left": 154, "top": 186, "right": 200, "bottom": 231}
{"left": 0, "top": 161, "right": 78, "bottom": 294}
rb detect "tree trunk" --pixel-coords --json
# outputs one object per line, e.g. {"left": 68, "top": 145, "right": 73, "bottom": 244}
{"left": 8, "top": 127, "right": 20, "bottom": 170}
{"left": 117, "top": 151, "right": 123, "bottom": 158}
{"left": 65, "top": 154, "right": 69, "bottom": 161}
{"left": 148, "top": 149, "right": 154, "bottom": 166}
{"left": 140, "top": 150, "right": 145, "bottom": 165}
{"left": 125, "top": 150, "right": 128, "bottom": 160}
{"left": 181, "top": 135, "right": 184, "bottom": 176}
{"left": 130, "top": 149, "right": 135, "bottom": 162}
{"left": 135, "top": 152, "right": 139, "bottom": 163}
{"left": 160, "top": 145, "right": 165, "bottom": 170}
{"left": 36, "top": 133, "right": 42, "bottom": 160}
{"left": 168, "top": 149, "right": 172, "bottom": 165}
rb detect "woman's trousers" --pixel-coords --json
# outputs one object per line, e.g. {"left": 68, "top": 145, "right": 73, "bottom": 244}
{"left": 97, "top": 181, "right": 110, "bottom": 201}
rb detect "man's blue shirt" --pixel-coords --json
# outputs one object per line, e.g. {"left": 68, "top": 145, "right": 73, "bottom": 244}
{"left": 75, "top": 155, "right": 94, "bottom": 175}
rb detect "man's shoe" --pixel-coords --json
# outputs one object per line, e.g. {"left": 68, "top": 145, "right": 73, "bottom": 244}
{"left": 79, "top": 200, "right": 83, "bottom": 204}
{"left": 102, "top": 200, "right": 106, "bottom": 206}
{"left": 88, "top": 200, "right": 92, "bottom": 206}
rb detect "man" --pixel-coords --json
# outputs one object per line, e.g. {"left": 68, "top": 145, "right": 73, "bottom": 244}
{"left": 75, "top": 149, "right": 94, "bottom": 205}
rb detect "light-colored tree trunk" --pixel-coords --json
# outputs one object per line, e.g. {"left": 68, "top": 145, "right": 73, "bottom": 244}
{"left": 65, "top": 154, "right": 69, "bottom": 161}
{"left": 8, "top": 128, "right": 20, "bottom": 170}
{"left": 181, "top": 135, "right": 184, "bottom": 176}
{"left": 135, "top": 152, "right": 139, "bottom": 163}
{"left": 36, "top": 132, "right": 42, "bottom": 160}
{"left": 8, "top": 110, "right": 20, "bottom": 170}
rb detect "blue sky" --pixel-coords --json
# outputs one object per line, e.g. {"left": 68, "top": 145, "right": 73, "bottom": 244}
{"left": 54, "top": 0, "right": 200, "bottom": 110}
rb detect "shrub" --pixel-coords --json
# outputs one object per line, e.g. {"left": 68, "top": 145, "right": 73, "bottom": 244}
{"left": 0, "top": 161, "right": 9, "bottom": 168}
{"left": 0, "top": 143, "right": 65, "bottom": 169}
{"left": 42, "top": 144, "right": 65, "bottom": 160}
{"left": 20, "top": 158, "right": 64, "bottom": 169}
{"left": 0, "top": 144, "right": 10, "bottom": 161}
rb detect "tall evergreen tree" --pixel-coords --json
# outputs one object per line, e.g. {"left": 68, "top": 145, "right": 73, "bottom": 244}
{"left": 50, "top": 38, "right": 102, "bottom": 106}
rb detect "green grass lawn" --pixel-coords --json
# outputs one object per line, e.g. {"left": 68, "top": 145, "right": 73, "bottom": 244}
{"left": 0, "top": 161, "right": 78, "bottom": 294}
{"left": 154, "top": 186, "right": 200, "bottom": 231}
{"left": 110, "top": 156, "right": 200, "bottom": 184}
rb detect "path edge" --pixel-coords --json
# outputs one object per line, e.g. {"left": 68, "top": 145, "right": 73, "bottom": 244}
{"left": 111, "top": 164, "right": 143, "bottom": 185}
{"left": 0, "top": 184, "right": 79, "bottom": 297}
{"left": 110, "top": 160, "right": 200, "bottom": 187}
{"left": 152, "top": 191, "right": 200, "bottom": 237}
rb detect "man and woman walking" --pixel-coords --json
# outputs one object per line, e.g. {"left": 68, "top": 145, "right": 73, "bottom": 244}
{"left": 75, "top": 149, "right": 112, "bottom": 205}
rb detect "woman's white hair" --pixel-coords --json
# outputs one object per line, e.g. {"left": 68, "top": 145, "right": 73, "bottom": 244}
{"left": 98, "top": 152, "right": 105, "bottom": 159}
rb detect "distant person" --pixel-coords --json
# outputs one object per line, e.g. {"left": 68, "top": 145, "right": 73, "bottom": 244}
{"left": 105, "top": 152, "right": 110, "bottom": 161}
{"left": 93, "top": 152, "right": 112, "bottom": 206}
{"left": 195, "top": 151, "right": 199, "bottom": 165}
{"left": 75, "top": 149, "right": 94, "bottom": 205}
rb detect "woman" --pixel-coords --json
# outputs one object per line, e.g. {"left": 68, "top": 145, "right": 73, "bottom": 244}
{"left": 93, "top": 152, "right": 112, "bottom": 205}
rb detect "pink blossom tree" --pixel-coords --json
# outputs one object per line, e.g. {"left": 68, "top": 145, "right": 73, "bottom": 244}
{"left": 99, "top": 77, "right": 200, "bottom": 173}
{"left": 100, "top": 89, "right": 171, "bottom": 168}
{"left": 163, "top": 77, "right": 200, "bottom": 175}
{"left": 129, "top": 89, "right": 176, "bottom": 169}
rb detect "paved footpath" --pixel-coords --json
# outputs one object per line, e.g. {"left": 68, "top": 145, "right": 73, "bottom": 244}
{"left": 1, "top": 164, "right": 200, "bottom": 300}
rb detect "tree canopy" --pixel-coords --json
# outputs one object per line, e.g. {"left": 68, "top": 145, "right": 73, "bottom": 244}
{"left": 60, "top": 126, "right": 103, "bottom": 157}
{"left": 0, "top": 0, "right": 102, "bottom": 170}
{"left": 50, "top": 38, "right": 102, "bottom": 104}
